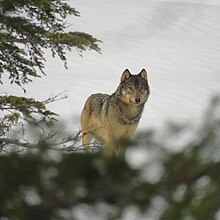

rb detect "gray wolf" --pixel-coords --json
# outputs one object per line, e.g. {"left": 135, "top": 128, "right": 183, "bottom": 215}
{"left": 80, "top": 69, "right": 150, "bottom": 158}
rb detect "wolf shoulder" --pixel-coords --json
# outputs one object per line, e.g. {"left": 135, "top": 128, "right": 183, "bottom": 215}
{"left": 83, "top": 93, "right": 110, "bottom": 113}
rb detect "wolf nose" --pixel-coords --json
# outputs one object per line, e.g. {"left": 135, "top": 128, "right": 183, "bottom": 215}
{"left": 135, "top": 98, "right": 141, "bottom": 104}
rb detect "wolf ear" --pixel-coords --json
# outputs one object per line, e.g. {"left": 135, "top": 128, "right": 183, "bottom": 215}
{"left": 139, "top": 69, "right": 148, "bottom": 81}
{"left": 121, "top": 69, "right": 131, "bottom": 82}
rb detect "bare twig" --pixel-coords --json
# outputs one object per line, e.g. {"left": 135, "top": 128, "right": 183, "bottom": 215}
{"left": 43, "top": 91, "right": 68, "bottom": 105}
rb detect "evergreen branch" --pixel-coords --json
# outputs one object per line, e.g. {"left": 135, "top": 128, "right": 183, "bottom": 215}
{"left": 0, "top": 1, "right": 101, "bottom": 88}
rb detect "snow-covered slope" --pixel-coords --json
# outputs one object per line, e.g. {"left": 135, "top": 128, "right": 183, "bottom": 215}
{"left": 2, "top": 0, "right": 220, "bottom": 131}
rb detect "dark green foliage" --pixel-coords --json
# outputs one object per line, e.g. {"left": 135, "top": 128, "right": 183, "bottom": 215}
{"left": 0, "top": 151, "right": 138, "bottom": 220}
{"left": 0, "top": 0, "right": 101, "bottom": 89}
{"left": 0, "top": 95, "right": 57, "bottom": 137}
{"left": 48, "top": 31, "right": 101, "bottom": 52}
{"left": 0, "top": 98, "right": 219, "bottom": 219}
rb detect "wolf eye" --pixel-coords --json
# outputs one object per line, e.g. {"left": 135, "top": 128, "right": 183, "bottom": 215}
{"left": 128, "top": 86, "right": 133, "bottom": 91}
{"left": 139, "top": 86, "right": 144, "bottom": 91}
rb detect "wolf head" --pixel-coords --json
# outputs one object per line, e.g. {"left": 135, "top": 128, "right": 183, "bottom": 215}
{"left": 116, "top": 69, "right": 150, "bottom": 105}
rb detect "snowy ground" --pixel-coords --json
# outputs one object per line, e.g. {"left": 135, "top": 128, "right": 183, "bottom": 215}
{"left": 3, "top": 0, "right": 220, "bottom": 132}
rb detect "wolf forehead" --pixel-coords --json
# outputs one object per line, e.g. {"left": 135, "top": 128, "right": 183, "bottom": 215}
{"left": 121, "top": 69, "right": 148, "bottom": 83}
{"left": 133, "top": 75, "right": 146, "bottom": 85}
{"left": 121, "top": 75, "right": 150, "bottom": 89}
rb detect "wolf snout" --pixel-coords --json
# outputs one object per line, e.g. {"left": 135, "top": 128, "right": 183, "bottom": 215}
{"left": 135, "top": 97, "right": 141, "bottom": 104}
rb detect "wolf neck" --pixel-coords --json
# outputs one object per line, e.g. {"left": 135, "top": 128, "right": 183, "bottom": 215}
{"left": 112, "top": 93, "right": 144, "bottom": 125}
